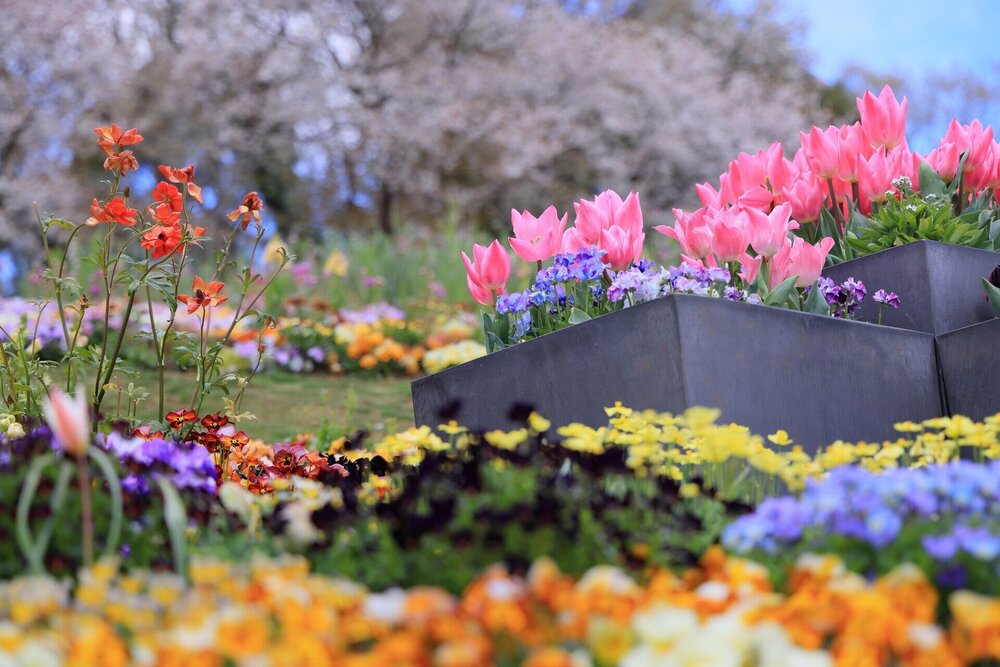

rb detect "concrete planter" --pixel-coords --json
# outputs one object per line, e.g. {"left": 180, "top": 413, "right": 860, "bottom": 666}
{"left": 936, "top": 317, "right": 1000, "bottom": 420}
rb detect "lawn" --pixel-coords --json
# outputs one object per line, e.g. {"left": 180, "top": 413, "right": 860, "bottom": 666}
{"left": 129, "top": 370, "right": 415, "bottom": 442}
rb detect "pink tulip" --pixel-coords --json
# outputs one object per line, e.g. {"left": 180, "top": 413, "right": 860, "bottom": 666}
{"left": 738, "top": 252, "right": 762, "bottom": 284}
{"left": 772, "top": 237, "right": 835, "bottom": 288}
{"left": 837, "top": 122, "right": 869, "bottom": 183}
{"left": 654, "top": 207, "right": 714, "bottom": 259}
{"left": 508, "top": 206, "right": 567, "bottom": 263}
{"left": 461, "top": 240, "right": 510, "bottom": 304}
{"left": 925, "top": 142, "right": 961, "bottom": 182}
{"left": 599, "top": 225, "right": 645, "bottom": 271}
{"left": 781, "top": 177, "right": 825, "bottom": 223}
{"left": 573, "top": 190, "right": 643, "bottom": 244}
{"left": 695, "top": 182, "right": 723, "bottom": 208}
{"left": 799, "top": 126, "right": 841, "bottom": 180}
{"left": 43, "top": 388, "right": 90, "bottom": 457}
{"left": 709, "top": 207, "right": 749, "bottom": 263}
{"left": 745, "top": 203, "right": 799, "bottom": 258}
{"left": 466, "top": 274, "right": 493, "bottom": 306}
{"left": 858, "top": 148, "right": 894, "bottom": 210}
{"left": 857, "top": 85, "right": 908, "bottom": 150}
{"left": 560, "top": 226, "right": 589, "bottom": 254}
{"left": 943, "top": 119, "right": 995, "bottom": 175}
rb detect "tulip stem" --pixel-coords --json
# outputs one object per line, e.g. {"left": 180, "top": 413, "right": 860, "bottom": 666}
{"left": 851, "top": 182, "right": 860, "bottom": 209}
{"left": 77, "top": 453, "right": 94, "bottom": 567}
{"left": 826, "top": 178, "right": 845, "bottom": 235}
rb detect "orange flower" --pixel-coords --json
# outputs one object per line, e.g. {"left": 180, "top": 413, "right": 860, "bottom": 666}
{"left": 165, "top": 408, "right": 198, "bottom": 429}
{"left": 158, "top": 164, "right": 203, "bottom": 204}
{"left": 94, "top": 124, "right": 143, "bottom": 156}
{"left": 152, "top": 182, "right": 183, "bottom": 211}
{"left": 177, "top": 276, "right": 228, "bottom": 315}
{"left": 226, "top": 192, "right": 264, "bottom": 230}
{"left": 86, "top": 197, "right": 138, "bottom": 226}
{"left": 102, "top": 149, "right": 139, "bottom": 175}
{"left": 149, "top": 202, "right": 181, "bottom": 226}
{"left": 141, "top": 224, "right": 182, "bottom": 259}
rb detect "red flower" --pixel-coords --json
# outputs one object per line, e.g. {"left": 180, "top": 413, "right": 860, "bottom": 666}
{"left": 158, "top": 164, "right": 203, "bottom": 204}
{"left": 177, "top": 276, "right": 228, "bottom": 315}
{"left": 141, "top": 224, "right": 183, "bottom": 259}
{"left": 86, "top": 197, "right": 138, "bottom": 227}
{"left": 200, "top": 412, "right": 229, "bottom": 431}
{"left": 103, "top": 150, "right": 139, "bottom": 175}
{"left": 226, "top": 192, "right": 264, "bottom": 230}
{"left": 194, "top": 431, "right": 221, "bottom": 453}
{"left": 220, "top": 431, "right": 249, "bottom": 451}
{"left": 165, "top": 408, "right": 198, "bottom": 430}
{"left": 152, "top": 182, "right": 183, "bottom": 211}
{"left": 94, "top": 124, "right": 143, "bottom": 156}
{"left": 149, "top": 202, "right": 181, "bottom": 226}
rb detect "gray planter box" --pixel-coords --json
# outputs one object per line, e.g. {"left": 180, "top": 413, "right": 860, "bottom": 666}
{"left": 936, "top": 317, "right": 1000, "bottom": 420}
{"left": 411, "top": 294, "right": 943, "bottom": 452}
{"left": 822, "top": 240, "right": 1000, "bottom": 334}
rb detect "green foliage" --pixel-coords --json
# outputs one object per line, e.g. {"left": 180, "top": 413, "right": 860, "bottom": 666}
{"left": 846, "top": 189, "right": 1000, "bottom": 257}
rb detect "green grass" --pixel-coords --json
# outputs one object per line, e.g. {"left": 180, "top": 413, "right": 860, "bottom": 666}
{"left": 126, "top": 370, "right": 414, "bottom": 442}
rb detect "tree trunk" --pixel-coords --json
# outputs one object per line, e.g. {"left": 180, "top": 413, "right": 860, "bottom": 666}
{"left": 378, "top": 184, "right": 393, "bottom": 235}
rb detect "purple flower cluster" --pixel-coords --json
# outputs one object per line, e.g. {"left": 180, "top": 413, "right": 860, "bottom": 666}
{"left": 723, "top": 460, "right": 1000, "bottom": 555}
{"left": 815, "top": 277, "right": 868, "bottom": 318}
{"left": 608, "top": 261, "right": 761, "bottom": 305}
{"left": 340, "top": 302, "right": 406, "bottom": 324}
{"left": 104, "top": 432, "right": 217, "bottom": 495}
{"left": 873, "top": 288, "right": 901, "bottom": 309}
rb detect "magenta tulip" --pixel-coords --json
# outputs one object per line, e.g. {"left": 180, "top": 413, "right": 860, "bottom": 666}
{"left": 462, "top": 240, "right": 510, "bottom": 304}
{"left": 508, "top": 205, "right": 567, "bottom": 263}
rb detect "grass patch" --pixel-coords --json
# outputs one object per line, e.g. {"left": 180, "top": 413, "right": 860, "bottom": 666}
{"left": 125, "top": 371, "right": 414, "bottom": 442}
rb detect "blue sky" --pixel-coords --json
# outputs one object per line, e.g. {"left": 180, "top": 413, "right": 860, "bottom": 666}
{"left": 783, "top": 0, "right": 999, "bottom": 83}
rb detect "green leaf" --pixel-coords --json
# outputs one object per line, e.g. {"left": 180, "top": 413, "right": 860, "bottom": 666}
{"left": 802, "top": 281, "right": 829, "bottom": 315}
{"left": 982, "top": 277, "right": 1000, "bottom": 316}
{"left": 567, "top": 308, "right": 592, "bottom": 325}
{"left": 917, "top": 160, "right": 947, "bottom": 197}
{"left": 763, "top": 276, "right": 798, "bottom": 307}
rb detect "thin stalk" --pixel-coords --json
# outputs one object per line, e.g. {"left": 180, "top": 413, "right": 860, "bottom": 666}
{"left": 826, "top": 178, "right": 845, "bottom": 234}
{"left": 77, "top": 453, "right": 94, "bottom": 567}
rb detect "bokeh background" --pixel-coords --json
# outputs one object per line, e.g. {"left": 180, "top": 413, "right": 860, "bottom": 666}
{"left": 2, "top": 0, "right": 998, "bottom": 290}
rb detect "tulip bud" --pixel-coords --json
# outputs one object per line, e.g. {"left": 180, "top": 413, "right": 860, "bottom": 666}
{"left": 42, "top": 388, "right": 91, "bottom": 457}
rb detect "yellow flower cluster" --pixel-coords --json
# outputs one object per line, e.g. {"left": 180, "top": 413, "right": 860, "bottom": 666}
{"left": 422, "top": 340, "right": 487, "bottom": 374}
{"left": 2, "top": 550, "right": 996, "bottom": 666}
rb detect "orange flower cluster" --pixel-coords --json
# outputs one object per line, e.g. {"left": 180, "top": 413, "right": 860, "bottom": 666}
{"left": 338, "top": 321, "right": 424, "bottom": 374}
{"left": 224, "top": 437, "right": 344, "bottom": 494}
{"left": 3, "top": 550, "right": 996, "bottom": 666}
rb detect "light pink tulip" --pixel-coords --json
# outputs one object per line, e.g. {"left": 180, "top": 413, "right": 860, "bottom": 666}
{"left": 695, "top": 182, "right": 723, "bottom": 208}
{"left": 772, "top": 237, "right": 835, "bottom": 288}
{"left": 735, "top": 185, "right": 774, "bottom": 211}
{"left": 559, "top": 226, "right": 589, "bottom": 254}
{"left": 508, "top": 205, "right": 567, "bottom": 263}
{"left": 857, "top": 85, "right": 908, "bottom": 150}
{"left": 925, "top": 142, "right": 961, "bottom": 182}
{"left": 654, "top": 207, "right": 714, "bottom": 259}
{"left": 781, "top": 177, "right": 825, "bottom": 223}
{"left": 745, "top": 203, "right": 799, "bottom": 258}
{"left": 837, "top": 122, "right": 869, "bottom": 183}
{"left": 573, "top": 190, "right": 643, "bottom": 244}
{"left": 799, "top": 126, "right": 841, "bottom": 180}
{"left": 466, "top": 274, "right": 493, "bottom": 306}
{"left": 599, "top": 225, "right": 645, "bottom": 271}
{"left": 462, "top": 240, "right": 510, "bottom": 304}
{"left": 43, "top": 388, "right": 90, "bottom": 457}
{"left": 738, "top": 252, "right": 762, "bottom": 284}
{"left": 709, "top": 207, "right": 749, "bottom": 263}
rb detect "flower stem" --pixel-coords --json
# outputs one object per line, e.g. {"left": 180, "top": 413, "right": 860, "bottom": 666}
{"left": 77, "top": 453, "right": 94, "bottom": 567}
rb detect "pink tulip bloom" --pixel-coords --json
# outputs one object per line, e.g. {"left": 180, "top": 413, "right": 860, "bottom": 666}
{"left": 781, "top": 177, "right": 825, "bottom": 223}
{"left": 857, "top": 85, "right": 908, "bottom": 150}
{"left": 599, "top": 225, "right": 645, "bottom": 272}
{"left": 560, "top": 226, "right": 589, "bottom": 254}
{"left": 735, "top": 185, "right": 774, "bottom": 211}
{"left": 745, "top": 203, "right": 799, "bottom": 258}
{"left": 695, "top": 182, "right": 723, "bottom": 208}
{"left": 654, "top": 207, "right": 714, "bottom": 259}
{"left": 466, "top": 274, "right": 493, "bottom": 306}
{"left": 508, "top": 205, "right": 567, "bottom": 263}
{"left": 772, "top": 237, "right": 835, "bottom": 288}
{"left": 925, "top": 142, "right": 961, "bottom": 182}
{"left": 943, "top": 119, "right": 995, "bottom": 175}
{"left": 799, "top": 126, "right": 841, "bottom": 180}
{"left": 837, "top": 122, "right": 870, "bottom": 184}
{"left": 709, "top": 207, "right": 749, "bottom": 263}
{"left": 573, "top": 190, "right": 643, "bottom": 244}
{"left": 43, "top": 388, "right": 90, "bottom": 457}
{"left": 462, "top": 240, "right": 510, "bottom": 304}
{"left": 738, "top": 251, "right": 762, "bottom": 284}
{"left": 858, "top": 148, "right": 894, "bottom": 210}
